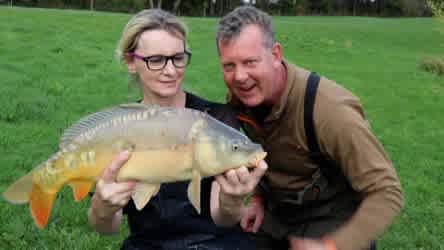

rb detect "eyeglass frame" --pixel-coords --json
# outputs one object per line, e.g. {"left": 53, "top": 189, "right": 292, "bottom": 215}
{"left": 127, "top": 50, "right": 192, "bottom": 71}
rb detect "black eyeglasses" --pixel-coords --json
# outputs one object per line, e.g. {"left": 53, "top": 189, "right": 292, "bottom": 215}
{"left": 128, "top": 51, "right": 192, "bottom": 71}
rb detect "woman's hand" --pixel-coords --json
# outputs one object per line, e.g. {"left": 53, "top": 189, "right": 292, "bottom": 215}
{"left": 88, "top": 151, "right": 136, "bottom": 234}
{"left": 212, "top": 160, "right": 267, "bottom": 226}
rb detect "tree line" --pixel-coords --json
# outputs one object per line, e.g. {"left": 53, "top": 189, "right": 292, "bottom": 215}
{"left": 1, "top": 0, "right": 438, "bottom": 17}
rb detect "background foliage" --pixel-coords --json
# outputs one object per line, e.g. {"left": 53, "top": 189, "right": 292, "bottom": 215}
{"left": 0, "top": 0, "right": 437, "bottom": 16}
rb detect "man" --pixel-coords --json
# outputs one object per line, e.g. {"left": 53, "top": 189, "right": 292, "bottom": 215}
{"left": 216, "top": 6, "right": 404, "bottom": 250}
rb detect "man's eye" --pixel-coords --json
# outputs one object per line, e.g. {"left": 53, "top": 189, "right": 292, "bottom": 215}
{"left": 245, "top": 59, "right": 257, "bottom": 66}
{"left": 223, "top": 64, "right": 235, "bottom": 72}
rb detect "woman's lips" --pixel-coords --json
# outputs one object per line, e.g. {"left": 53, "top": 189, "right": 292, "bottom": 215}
{"left": 160, "top": 80, "right": 177, "bottom": 85}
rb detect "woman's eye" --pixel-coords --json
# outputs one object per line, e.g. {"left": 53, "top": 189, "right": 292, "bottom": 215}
{"left": 148, "top": 56, "right": 164, "bottom": 64}
{"left": 174, "top": 54, "right": 185, "bottom": 61}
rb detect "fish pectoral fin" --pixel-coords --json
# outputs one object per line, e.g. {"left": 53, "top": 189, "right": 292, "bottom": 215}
{"left": 131, "top": 183, "right": 160, "bottom": 210}
{"left": 115, "top": 139, "right": 136, "bottom": 152}
{"left": 68, "top": 180, "right": 94, "bottom": 202}
{"left": 30, "top": 184, "right": 57, "bottom": 229}
{"left": 3, "top": 172, "right": 33, "bottom": 204}
{"left": 188, "top": 119, "right": 207, "bottom": 140}
{"left": 187, "top": 169, "right": 202, "bottom": 214}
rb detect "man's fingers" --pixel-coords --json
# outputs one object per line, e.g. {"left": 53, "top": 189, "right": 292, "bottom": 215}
{"left": 101, "top": 151, "right": 131, "bottom": 183}
{"left": 252, "top": 212, "right": 263, "bottom": 233}
{"left": 242, "top": 217, "right": 256, "bottom": 233}
{"left": 240, "top": 215, "right": 249, "bottom": 230}
{"left": 289, "top": 237, "right": 303, "bottom": 249}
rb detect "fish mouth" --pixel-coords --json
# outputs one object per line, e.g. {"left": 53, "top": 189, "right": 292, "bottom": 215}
{"left": 248, "top": 151, "right": 267, "bottom": 167}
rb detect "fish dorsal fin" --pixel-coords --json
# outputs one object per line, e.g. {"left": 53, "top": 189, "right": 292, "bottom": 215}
{"left": 187, "top": 169, "right": 202, "bottom": 214}
{"left": 68, "top": 180, "right": 94, "bottom": 202}
{"left": 131, "top": 183, "right": 160, "bottom": 210}
{"left": 59, "top": 104, "right": 157, "bottom": 149}
{"left": 60, "top": 106, "right": 124, "bottom": 148}
{"left": 119, "top": 103, "right": 159, "bottom": 109}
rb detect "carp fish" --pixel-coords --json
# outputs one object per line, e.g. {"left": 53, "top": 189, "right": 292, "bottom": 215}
{"left": 2, "top": 103, "right": 266, "bottom": 229}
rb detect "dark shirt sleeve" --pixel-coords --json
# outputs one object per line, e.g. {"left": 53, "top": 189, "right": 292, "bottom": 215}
{"left": 208, "top": 104, "right": 241, "bottom": 130}
{"left": 316, "top": 92, "right": 404, "bottom": 250}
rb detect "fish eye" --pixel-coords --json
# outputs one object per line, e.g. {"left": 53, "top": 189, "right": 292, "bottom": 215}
{"left": 232, "top": 144, "right": 239, "bottom": 152}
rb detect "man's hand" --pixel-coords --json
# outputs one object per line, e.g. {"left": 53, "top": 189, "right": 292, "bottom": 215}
{"left": 240, "top": 195, "right": 264, "bottom": 233}
{"left": 289, "top": 237, "right": 336, "bottom": 250}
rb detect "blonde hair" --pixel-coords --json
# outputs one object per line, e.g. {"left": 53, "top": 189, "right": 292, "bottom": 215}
{"left": 116, "top": 9, "right": 188, "bottom": 61}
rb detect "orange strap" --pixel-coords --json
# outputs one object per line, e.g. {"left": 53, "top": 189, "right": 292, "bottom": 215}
{"left": 250, "top": 194, "right": 264, "bottom": 204}
{"left": 237, "top": 114, "right": 264, "bottom": 135}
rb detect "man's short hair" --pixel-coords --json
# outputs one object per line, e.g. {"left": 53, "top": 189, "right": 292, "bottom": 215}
{"left": 216, "top": 6, "right": 276, "bottom": 50}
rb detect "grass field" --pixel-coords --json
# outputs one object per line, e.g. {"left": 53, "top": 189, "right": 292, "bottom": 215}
{"left": 1, "top": 6, "right": 443, "bottom": 250}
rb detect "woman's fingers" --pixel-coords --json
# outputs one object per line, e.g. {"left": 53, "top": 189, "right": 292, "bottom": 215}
{"left": 101, "top": 151, "right": 131, "bottom": 184}
{"left": 216, "top": 161, "right": 268, "bottom": 196}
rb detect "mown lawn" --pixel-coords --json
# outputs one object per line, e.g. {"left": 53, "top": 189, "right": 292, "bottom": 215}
{"left": 1, "top": 6, "right": 443, "bottom": 250}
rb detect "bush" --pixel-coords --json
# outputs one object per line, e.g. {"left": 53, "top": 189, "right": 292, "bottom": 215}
{"left": 427, "top": 0, "right": 444, "bottom": 17}
{"left": 419, "top": 56, "right": 444, "bottom": 76}
{"left": 400, "top": 0, "right": 428, "bottom": 17}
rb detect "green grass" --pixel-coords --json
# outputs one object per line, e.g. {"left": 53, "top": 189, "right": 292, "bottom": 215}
{"left": 1, "top": 6, "right": 443, "bottom": 250}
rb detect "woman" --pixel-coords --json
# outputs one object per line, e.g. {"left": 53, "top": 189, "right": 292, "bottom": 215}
{"left": 88, "top": 9, "right": 266, "bottom": 250}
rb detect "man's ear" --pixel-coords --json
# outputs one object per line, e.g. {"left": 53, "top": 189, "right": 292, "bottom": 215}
{"left": 124, "top": 53, "right": 137, "bottom": 73}
{"left": 271, "top": 42, "right": 283, "bottom": 67}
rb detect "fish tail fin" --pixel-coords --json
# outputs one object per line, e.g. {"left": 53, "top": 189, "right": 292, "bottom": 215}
{"left": 29, "top": 183, "right": 57, "bottom": 229}
{"left": 69, "top": 180, "right": 94, "bottom": 202}
{"left": 2, "top": 172, "right": 34, "bottom": 204}
{"left": 3, "top": 152, "right": 63, "bottom": 204}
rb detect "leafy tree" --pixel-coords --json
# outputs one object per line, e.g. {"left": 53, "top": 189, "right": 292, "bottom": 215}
{"left": 4, "top": 0, "right": 436, "bottom": 16}
{"left": 427, "top": 0, "right": 444, "bottom": 17}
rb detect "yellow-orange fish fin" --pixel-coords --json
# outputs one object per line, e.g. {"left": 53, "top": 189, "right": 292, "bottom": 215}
{"left": 2, "top": 172, "right": 34, "bottom": 204}
{"left": 29, "top": 184, "right": 57, "bottom": 229}
{"left": 69, "top": 180, "right": 94, "bottom": 202}
{"left": 131, "top": 183, "right": 160, "bottom": 210}
{"left": 187, "top": 169, "right": 202, "bottom": 214}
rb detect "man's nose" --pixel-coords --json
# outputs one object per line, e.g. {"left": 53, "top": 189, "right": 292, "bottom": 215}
{"left": 234, "top": 67, "right": 248, "bottom": 82}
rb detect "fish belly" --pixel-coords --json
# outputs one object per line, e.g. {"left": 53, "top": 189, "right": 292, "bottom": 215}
{"left": 116, "top": 144, "right": 194, "bottom": 183}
